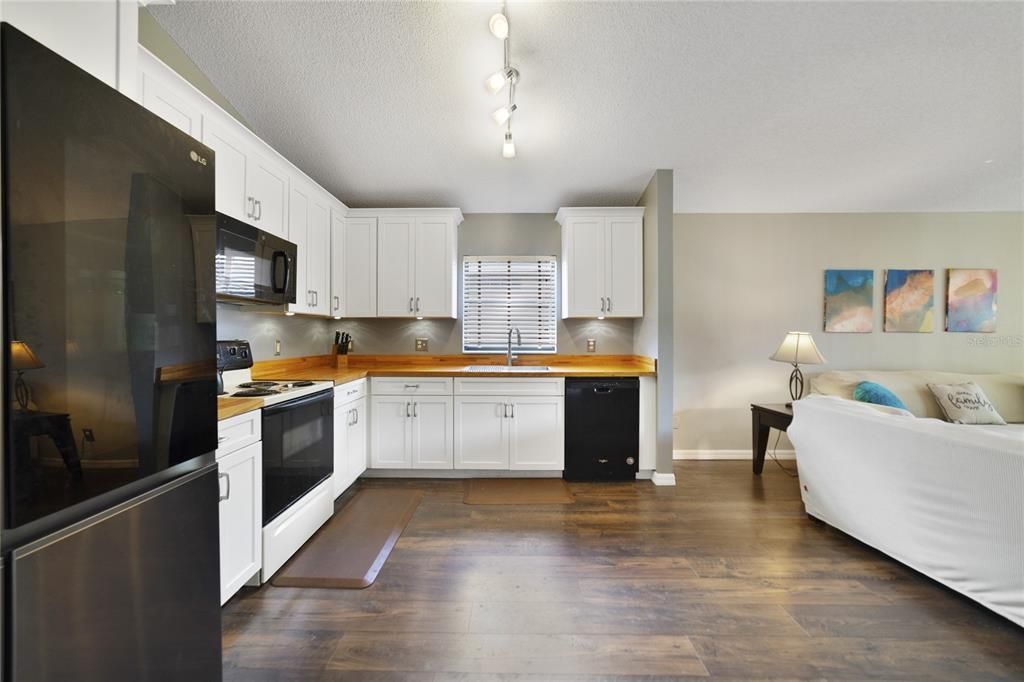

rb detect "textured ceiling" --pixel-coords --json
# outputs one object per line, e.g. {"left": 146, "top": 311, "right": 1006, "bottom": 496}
{"left": 150, "top": 1, "right": 1023, "bottom": 213}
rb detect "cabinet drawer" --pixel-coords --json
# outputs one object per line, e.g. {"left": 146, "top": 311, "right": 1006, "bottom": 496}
{"left": 217, "top": 410, "right": 262, "bottom": 458}
{"left": 454, "top": 377, "right": 564, "bottom": 397}
{"left": 371, "top": 377, "right": 453, "bottom": 396}
{"left": 335, "top": 378, "right": 367, "bottom": 404}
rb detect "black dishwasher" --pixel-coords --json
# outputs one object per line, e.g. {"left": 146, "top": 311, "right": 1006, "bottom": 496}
{"left": 564, "top": 378, "right": 640, "bottom": 481}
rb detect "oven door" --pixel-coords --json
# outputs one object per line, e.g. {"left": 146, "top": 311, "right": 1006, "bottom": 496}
{"left": 261, "top": 390, "right": 333, "bottom": 525}
{"left": 215, "top": 213, "right": 297, "bottom": 305}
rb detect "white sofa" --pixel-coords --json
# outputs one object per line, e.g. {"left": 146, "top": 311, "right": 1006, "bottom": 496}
{"left": 788, "top": 370, "right": 1024, "bottom": 627}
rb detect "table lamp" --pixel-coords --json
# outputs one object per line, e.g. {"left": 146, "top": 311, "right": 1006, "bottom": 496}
{"left": 10, "top": 340, "right": 44, "bottom": 410}
{"left": 770, "top": 331, "right": 825, "bottom": 406}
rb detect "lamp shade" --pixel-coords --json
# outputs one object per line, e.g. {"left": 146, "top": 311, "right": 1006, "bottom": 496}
{"left": 770, "top": 332, "right": 826, "bottom": 366}
{"left": 10, "top": 341, "right": 44, "bottom": 371}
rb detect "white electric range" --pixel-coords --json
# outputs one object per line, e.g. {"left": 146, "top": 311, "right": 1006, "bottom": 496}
{"left": 221, "top": 367, "right": 333, "bottom": 407}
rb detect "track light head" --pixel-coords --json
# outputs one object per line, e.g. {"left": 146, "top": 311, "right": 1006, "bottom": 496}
{"left": 492, "top": 103, "right": 517, "bottom": 126}
{"left": 489, "top": 12, "right": 509, "bottom": 40}
{"left": 484, "top": 67, "right": 519, "bottom": 95}
{"left": 502, "top": 131, "right": 516, "bottom": 159}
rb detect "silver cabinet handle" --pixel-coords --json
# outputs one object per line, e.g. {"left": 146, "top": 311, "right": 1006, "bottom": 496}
{"left": 415, "top": 297, "right": 420, "bottom": 313}
{"left": 510, "top": 403, "right": 515, "bottom": 418}
{"left": 412, "top": 402, "right": 418, "bottom": 418}
{"left": 503, "top": 403, "right": 509, "bottom": 418}
{"left": 334, "top": 295, "right": 340, "bottom": 311}
{"left": 217, "top": 436, "right": 227, "bottom": 444}
{"left": 313, "top": 291, "right": 318, "bottom": 307}
{"left": 404, "top": 384, "right": 420, "bottom": 390}
{"left": 218, "top": 472, "right": 230, "bottom": 501}
{"left": 245, "top": 197, "right": 253, "bottom": 218}
{"left": 353, "top": 408, "right": 359, "bottom": 425}
{"left": 600, "top": 297, "right": 606, "bottom": 313}
{"left": 348, "top": 408, "right": 355, "bottom": 426}
{"left": 255, "top": 199, "right": 262, "bottom": 221}
{"left": 405, "top": 402, "right": 411, "bottom": 418}
{"left": 408, "top": 297, "right": 414, "bottom": 312}
{"left": 607, "top": 297, "right": 612, "bottom": 313}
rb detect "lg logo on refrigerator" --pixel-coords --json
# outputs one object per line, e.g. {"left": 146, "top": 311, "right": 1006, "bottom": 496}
{"left": 189, "top": 150, "right": 208, "bottom": 166}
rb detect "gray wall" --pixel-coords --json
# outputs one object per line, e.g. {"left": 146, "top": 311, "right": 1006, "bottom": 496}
{"left": 673, "top": 212, "right": 1024, "bottom": 452}
{"left": 636, "top": 171, "right": 675, "bottom": 476}
{"left": 331, "top": 213, "right": 636, "bottom": 356}
{"left": 217, "top": 304, "right": 332, "bottom": 360}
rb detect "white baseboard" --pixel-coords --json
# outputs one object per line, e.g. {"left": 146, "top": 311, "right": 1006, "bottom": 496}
{"left": 651, "top": 471, "right": 677, "bottom": 486}
{"left": 673, "top": 449, "right": 796, "bottom": 461}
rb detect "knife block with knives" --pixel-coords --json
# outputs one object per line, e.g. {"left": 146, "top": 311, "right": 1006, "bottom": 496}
{"left": 333, "top": 330, "right": 352, "bottom": 355}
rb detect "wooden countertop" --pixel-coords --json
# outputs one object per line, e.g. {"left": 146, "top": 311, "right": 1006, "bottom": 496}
{"left": 218, "top": 353, "right": 655, "bottom": 421}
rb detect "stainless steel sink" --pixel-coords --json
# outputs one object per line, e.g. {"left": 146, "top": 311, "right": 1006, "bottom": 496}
{"left": 464, "top": 365, "right": 551, "bottom": 372}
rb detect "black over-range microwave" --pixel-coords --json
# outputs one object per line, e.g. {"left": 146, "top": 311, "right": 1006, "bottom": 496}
{"left": 215, "top": 212, "right": 297, "bottom": 305}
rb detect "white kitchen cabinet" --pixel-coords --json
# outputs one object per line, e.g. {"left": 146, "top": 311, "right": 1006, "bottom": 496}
{"left": 556, "top": 207, "right": 643, "bottom": 318}
{"left": 333, "top": 392, "right": 367, "bottom": 498}
{"left": 2, "top": 0, "right": 137, "bottom": 96}
{"left": 138, "top": 53, "right": 204, "bottom": 139}
{"left": 217, "top": 441, "right": 262, "bottom": 605}
{"left": 200, "top": 110, "right": 251, "bottom": 224}
{"left": 370, "top": 393, "right": 453, "bottom": 470}
{"left": 288, "top": 183, "right": 331, "bottom": 315}
{"left": 351, "top": 209, "right": 462, "bottom": 319}
{"left": 248, "top": 150, "right": 290, "bottom": 238}
{"left": 508, "top": 396, "right": 565, "bottom": 470}
{"left": 376, "top": 215, "right": 417, "bottom": 316}
{"left": 370, "top": 396, "right": 414, "bottom": 468}
{"left": 454, "top": 379, "right": 565, "bottom": 471}
{"left": 453, "top": 397, "right": 509, "bottom": 470}
{"left": 330, "top": 210, "right": 378, "bottom": 318}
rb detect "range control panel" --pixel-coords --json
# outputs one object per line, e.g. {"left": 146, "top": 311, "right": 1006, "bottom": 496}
{"left": 216, "top": 339, "right": 254, "bottom": 372}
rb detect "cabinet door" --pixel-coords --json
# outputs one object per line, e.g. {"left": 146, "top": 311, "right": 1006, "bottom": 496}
{"left": 508, "top": 397, "right": 564, "bottom": 471}
{"left": 340, "top": 216, "right": 377, "bottom": 318}
{"left": 287, "top": 184, "right": 311, "bottom": 313}
{"left": 201, "top": 114, "right": 250, "bottom": 223}
{"left": 413, "top": 217, "right": 455, "bottom": 318}
{"left": 564, "top": 217, "right": 606, "bottom": 318}
{"left": 605, "top": 216, "right": 643, "bottom": 317}
{"left": 307, "top": 195, "right": 331, "bottom": 315}
{"left": 370, "top": 396, "right": 412, "bottom": 468}
{"left": 411, "top": 396, "right": 453, "bottom": 469}
{"left": 138, "top": 68, "right": 203, "bottom": 139}
{"left": 347, "top": 397, "right": 368, "bottom": 481}
{"left": 454, "top": 397, "right": 509, "bottom": 470}
{"left": 248, "top": 151, "right": 289, "bottom": 238}
{"left": 329, "top": 209, "right": 346, "bottom": 317}
{"left": 377, "top": 216, "right": 416, "bottom": 317}
{"left": 218, "top": 442, "right": 262, "bottom": 604}
{"left": 332, "top": 405, "right": 350, "bottom": 498}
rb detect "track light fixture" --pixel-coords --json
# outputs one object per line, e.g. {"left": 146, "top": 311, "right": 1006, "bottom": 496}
{"left": 486, "top": 3, "right": 519, "bottom": 159}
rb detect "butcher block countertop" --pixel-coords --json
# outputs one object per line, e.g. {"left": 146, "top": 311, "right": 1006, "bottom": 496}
{"left": 217, "top": 354, "right": 655, "bottom": 421}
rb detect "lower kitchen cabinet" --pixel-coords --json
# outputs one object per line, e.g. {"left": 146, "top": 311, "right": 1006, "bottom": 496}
{"left": 454, "top": 395, "right": 564, "bottom": 470}
{"left": 333, "top": 395, "right": 367, "bottom": 497}
{"left": 370, "top": 395, "right": 453, "bottom": 469}
{"left": 217, "top": 440, "right": 262, "bottom": 605}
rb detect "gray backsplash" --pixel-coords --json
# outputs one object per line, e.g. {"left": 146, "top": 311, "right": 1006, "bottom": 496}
{"left": 217, "top": 304, "right": 334, "bottom": 361}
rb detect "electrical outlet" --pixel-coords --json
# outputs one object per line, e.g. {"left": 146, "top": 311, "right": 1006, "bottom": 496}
{"left": 586, "top": 338, "right": 597, "bottom": 353}
{"left": 82, "top": 428, "right": 95, "bottom": 442}
{"left": 274, "top": 339, "right": 281, "bottom": 356}
{"left": 415, "top": 338, "right": 429, "bottom": 352}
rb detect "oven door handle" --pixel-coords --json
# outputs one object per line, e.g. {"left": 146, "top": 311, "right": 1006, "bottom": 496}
{"left": 261, "top": 389, "right": 332, "bottom": 416}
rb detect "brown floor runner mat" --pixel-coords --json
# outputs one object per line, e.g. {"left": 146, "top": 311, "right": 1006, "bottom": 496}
{"left": 272, "top": 489, "right": 422, "bottom": 589}
{"left": 464, "top": 478, "right": 575, "bottom": 505}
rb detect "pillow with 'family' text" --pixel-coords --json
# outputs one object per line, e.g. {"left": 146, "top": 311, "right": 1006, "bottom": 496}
{"left": 927, "top": 382, "right": 1006, "bottom": 425}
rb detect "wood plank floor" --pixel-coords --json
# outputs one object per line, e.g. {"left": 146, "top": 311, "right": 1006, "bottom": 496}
{"left": 222, "top": 461, "right": 1024, "bottom": 680}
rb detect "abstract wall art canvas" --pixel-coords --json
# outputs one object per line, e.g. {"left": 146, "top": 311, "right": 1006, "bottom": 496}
{"left": 883, "top": 269, "right": 934, "bottom": 332}
{"left": 823, "top": 269, "right": 873, "bottom": 332}
{"left": 946, "top": 268, "right": 997, "bottom": 332}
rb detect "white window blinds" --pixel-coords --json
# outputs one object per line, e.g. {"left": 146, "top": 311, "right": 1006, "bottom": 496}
{"left": 462, "top": 256, "right": 557, "bottom": 354}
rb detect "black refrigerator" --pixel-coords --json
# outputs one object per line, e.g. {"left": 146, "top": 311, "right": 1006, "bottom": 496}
{"left": 1, "top": 24, "right": 222, "bottom": 680}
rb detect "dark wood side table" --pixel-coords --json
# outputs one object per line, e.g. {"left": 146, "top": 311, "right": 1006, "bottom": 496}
{"left": 12, "top": 410, "right": 83, "bottom": 481}
{"left": 750, "top": 403, "right": 793, "bottom": 475}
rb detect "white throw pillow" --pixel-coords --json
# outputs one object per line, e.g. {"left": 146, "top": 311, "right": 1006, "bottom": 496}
{"left": 927, "top": 382, "right": 1007, "bottom": 425}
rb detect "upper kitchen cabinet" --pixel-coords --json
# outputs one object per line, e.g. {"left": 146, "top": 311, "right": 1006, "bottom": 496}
{"left": 138, "top": 50, "right": 204, "bottom": 138}
{"left": 1, "top": 0, "right": 137, "bottom": 97}
{"left": 348, "top": 208, "right": 464, "bottom": 317}
{"left": 331, "top": 211, "right": 377, "bottom": 318}
{"left": 557, "top": 207, "right": 643, "bottom": 318}
{"left": 287, "top": 181, "right": 331, "bottom": 315}
{"left": 355, "top": 209, "right": 462, "bottom": 319}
